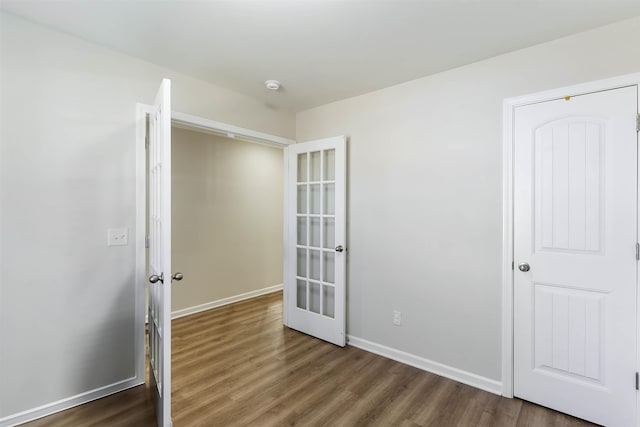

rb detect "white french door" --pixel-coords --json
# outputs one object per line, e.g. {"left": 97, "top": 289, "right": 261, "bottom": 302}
{"left": 285, "top": 136, "right": 347, "bottom": 346}
{"left": 147, "top": 78, "right": 173, "bottom": 427}
{"left": 513, "top": 86, "right": 638, "bottom": 426}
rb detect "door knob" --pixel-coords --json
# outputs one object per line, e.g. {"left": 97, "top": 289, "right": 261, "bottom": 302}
{"left": 518, "top": 263, "right": 530, "bottom": 272}
{"left": 335, "top": 245, "right": 344, "bottom": 253}
{"left": 172, "top": 272, "right": 183, "bottom": 281}
{"left": 149, "top": 273, "right": 164, "bottom": 284}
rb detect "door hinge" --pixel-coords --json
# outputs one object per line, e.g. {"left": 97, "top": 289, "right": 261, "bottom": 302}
{"left": 636, "top": 372, "right": 639, "bottom": 390}
{"left": 511, "top": 261, "right": 514, "bottom": 270}
{"left": 636, "top": 113, "right": 640, "bottom": 133}
{"left": 145, "top": 235, "right": 150, "bottom": 249}
{"left": 145, "top": 134, "right": 149, "bottom": 149}
{"left": 636, "top": 242, "right": 639, "bottom": 260}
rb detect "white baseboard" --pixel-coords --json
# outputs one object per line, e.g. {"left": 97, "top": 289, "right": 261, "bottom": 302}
{"left": 0, "top": 377, "right": 143, "bottom": 427}
{"left": 5, "top": 286, "right": 283, "bottom": 426}
{"left": 171, "top": 283, "right": 283, "bottom": 320}
{"left": 347, "top": 335, "right": 503, "bottom": 395}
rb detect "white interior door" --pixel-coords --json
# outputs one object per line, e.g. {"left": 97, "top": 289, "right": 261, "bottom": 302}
{"left": 148, "top": 78, "right": 172, "bottom": 427}
{"left": 513, "top": 86, "right": 638, "bottom": 426}
{"left": 285, "top": 136, "right": 346, "bottom": 346}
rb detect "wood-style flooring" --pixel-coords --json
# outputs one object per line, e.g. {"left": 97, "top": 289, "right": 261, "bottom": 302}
{"left": 25, "top": 291, "right": 595, "bottom": 427}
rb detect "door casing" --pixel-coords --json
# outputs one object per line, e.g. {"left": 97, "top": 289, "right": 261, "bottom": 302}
{"left": 501, "top": 73, "right": 640, "bottom": 411}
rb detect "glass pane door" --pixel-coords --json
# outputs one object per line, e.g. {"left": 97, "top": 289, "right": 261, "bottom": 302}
{"left": 286, "top": 135, "right": 346, "bottom": 347}
{"left": 295, "top": 148, "right": 336, "bottom": 318}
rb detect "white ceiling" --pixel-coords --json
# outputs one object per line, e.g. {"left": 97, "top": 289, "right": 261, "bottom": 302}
{"left": 3, "top": 0, "right": 640, "bottom": 112}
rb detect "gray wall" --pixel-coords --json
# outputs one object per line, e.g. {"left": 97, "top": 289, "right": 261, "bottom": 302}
{"left": 296, "top": 17, "right": 640, "bottom": 382}
{"left": 172, "top": 128, "right": 283, "bottom": 312}
{"left": 0, "top": 12, "right": 294, "bottom": 419}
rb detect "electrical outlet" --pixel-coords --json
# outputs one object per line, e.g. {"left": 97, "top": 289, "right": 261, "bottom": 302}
{"left": 107, "top": 228, "right": 129, "bottom": 246}
{"left": 392, "top": 310, "right": 402, "bottom": 326}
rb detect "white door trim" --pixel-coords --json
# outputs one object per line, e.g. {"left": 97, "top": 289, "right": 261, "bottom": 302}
{"left": 135, "top": 103, "right": 152, "bottom": 385}
{"left": 171, "top": 111, "right": 296, "bottom": 146}
{"left": 501, "top": 72, "right": 640, "bottom": 399}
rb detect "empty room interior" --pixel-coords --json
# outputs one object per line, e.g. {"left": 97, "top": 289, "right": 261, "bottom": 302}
{"left": 170, "top": 126, "right": 284, "bottom": 319}
{"left": 1, "top": 1, "right": 640, "bottom": 426}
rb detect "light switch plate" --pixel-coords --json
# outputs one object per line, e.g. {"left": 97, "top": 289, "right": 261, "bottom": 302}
{"left": 107, "top": 228, "right": 129, "bottom": 246}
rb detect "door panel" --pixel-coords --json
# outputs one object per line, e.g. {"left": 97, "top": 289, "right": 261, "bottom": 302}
{"left": 286, "top": 136, "right": 346, "bottom": 346}
{"left": 534, "top": 118, "right": 604, "bottom": 254}
{"left": 513, "top": 86, "right": 637, "bottom": 426}
{"left": 148, "top": 78, "right": 172, "bottom": 427}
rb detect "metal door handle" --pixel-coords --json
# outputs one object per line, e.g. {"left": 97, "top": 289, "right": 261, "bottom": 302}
{"left": 335, "top": 245, "right": 344, "bottom": 253}
{"left": 172, "top": 272, "right": 183, "bottom": 281}
{"left": 149, "top": 273, "right": 164, "bottom": 284}
{"left": 518, "top": 263, "right": 530, "bottom": 272}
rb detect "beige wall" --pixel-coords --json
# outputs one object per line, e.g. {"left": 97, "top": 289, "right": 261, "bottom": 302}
{"left": 296, "top": 17, "right": 640, "bottom": 383}
{"left": 0, "top": 12, "right": 294, "bottom": 419}
{"left": 171, "top": 128, "right": 283, "bottom": 311}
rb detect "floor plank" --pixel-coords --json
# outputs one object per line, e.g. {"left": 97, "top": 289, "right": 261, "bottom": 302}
{"left": 24, "top": 291, "right": 596, "bottom": 427}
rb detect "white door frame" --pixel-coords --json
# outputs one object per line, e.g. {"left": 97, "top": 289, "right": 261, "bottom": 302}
{"left": 171, "top": 112, "right": 295, "bottom": 147}
{"left": 134, "top": 103, "right": 153, "bottom": 384}
{"left": 501, "top": 73, "right": 640, "bottom": 401}
{"left": 134, "top": 109, "right": 296, "bottom": 380}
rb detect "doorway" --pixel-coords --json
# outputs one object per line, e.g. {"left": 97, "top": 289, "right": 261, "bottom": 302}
{"left": 502, "top": 75, "right": 640, "bottom": 426}
{"left": 170, "top": 126, "right": 285, "bottom": 316}
{"left": 135, "top": 103, "right": 296, "bottom": 426}
{"left": 136, "top": 99, "right": 348, "bottom": 426}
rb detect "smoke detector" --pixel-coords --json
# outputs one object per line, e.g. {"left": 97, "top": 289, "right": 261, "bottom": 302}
{"left": 265, "top": 80, "right": 281, "bottom": 91}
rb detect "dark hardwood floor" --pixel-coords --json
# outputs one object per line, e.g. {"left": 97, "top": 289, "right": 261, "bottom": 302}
{"left": 25, "top": 291, "right": 595, "bottom": 427}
